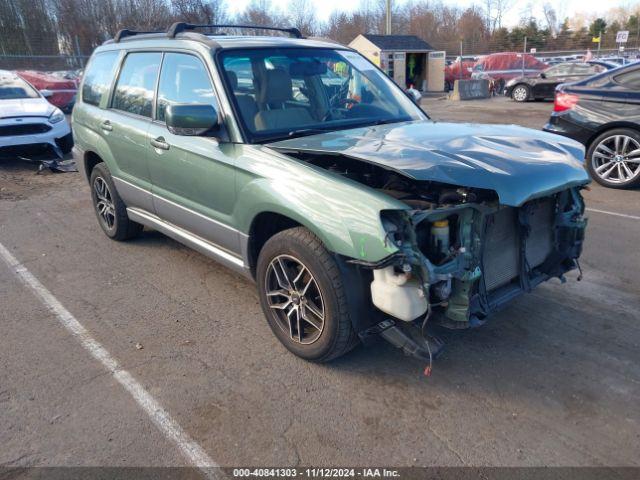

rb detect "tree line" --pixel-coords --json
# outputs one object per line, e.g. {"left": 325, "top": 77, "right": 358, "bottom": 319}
{"left": 1, "top": 0, "right": 639, "bottom": 58}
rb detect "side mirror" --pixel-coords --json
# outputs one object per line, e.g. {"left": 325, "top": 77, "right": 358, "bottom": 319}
{"left": 165, "top": 104, "right": 220, "bottom": 136}
{"left": 40, "top": 89, "right": 53, "bottom": 98}
{"left": 540, "top": 72, "right": 547, "bottom": 79}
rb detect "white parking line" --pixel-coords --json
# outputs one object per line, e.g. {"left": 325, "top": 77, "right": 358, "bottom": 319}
{"left": 0, "top": 241, "right": 219, "bottom": 478}
{"left": 586, "top": 208, "right": 640, "bottom": 221}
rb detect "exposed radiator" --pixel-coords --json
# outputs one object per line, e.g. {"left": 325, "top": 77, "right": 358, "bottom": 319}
{"left": 483, "top": 199, "right": 555, "bottom": 292}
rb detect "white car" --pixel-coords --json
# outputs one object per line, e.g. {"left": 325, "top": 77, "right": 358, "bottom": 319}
{"left": 0, "top": 70, "right": 73, "bottom": 158}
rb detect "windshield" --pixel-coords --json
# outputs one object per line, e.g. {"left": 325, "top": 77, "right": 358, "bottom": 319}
{"left": 0, "top": 73, "right": 39, "bottom": 100}
{"left": 219, "top": 48, "right": 426, "bottom": 142}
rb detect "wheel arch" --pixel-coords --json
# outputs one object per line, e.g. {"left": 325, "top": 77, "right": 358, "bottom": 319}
{"left": 83, "top": 150, "right": 104, "bottom": 182}
{"left": 585, "top": 122, "right": 640, "bottom": 151}
{"left": 247, "top": 211, "right": 303, "bottom": 277}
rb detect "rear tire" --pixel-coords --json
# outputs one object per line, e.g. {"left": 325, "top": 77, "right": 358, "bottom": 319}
{"left": 89, "top": 163, "right": 143, "bottom": 240}
{"left": 511, "top": 84, "right": 530, "bottom": 102}
{"left": 256, "top": 227, "right": 357, "bottom": 362}
{"left": 586, "top": 128, "right": 640, "bottom": 189}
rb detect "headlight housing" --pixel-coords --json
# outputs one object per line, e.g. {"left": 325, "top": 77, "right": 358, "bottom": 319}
{"left": 49, "top": 108, "right": 65, "bottom": 124}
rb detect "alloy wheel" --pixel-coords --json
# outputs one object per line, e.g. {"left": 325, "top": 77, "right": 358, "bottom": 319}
{"left": 513, "top": 86, "right": 528, "bottom": 102}
{"left": 93, "top": 176, "right": 116, "bottom": 230}
{"left": 264, "top": 254, "right": 325, "bottom": 345}
{"left": 592, "top": 134, "right": 640, "bottom": 185}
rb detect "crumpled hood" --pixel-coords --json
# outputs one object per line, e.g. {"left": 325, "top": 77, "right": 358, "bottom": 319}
{"left": 268, "top": 120, "right": 590, "bottom": 206}
{"left": 0, "top": 98, "right": 53, "bottom": 119}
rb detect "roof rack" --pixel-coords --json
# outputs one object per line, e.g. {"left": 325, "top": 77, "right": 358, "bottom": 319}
{"left": 113, "top": 29, "right": 164, "bottom": 43}
{"left": 167, "top": 22, "right": 303, "bottom": 39}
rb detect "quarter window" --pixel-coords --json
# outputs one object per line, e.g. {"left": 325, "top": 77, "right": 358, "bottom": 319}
{"left": 614, "top": 68, "right": 640, "bottom": 90}
{"left": 112, "top": 52, "right": 161, "bottom": 117}
{"left": 82, "top": 51, "right": 120, "bottom": 106}
{"left": 156, "top": 53, "right": 217, "bottom": 122}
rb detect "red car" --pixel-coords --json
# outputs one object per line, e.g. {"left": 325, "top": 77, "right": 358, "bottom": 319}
{"left": 444, "top": 60, "right": 475, "bottom": 91}
{"left": 471, "top": 53, "right": 547, "bottom": 91}
{"left": 16, "top": 70, "right": 79, "bottom": 113}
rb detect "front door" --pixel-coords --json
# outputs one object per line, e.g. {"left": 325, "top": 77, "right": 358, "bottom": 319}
{"left": 147, "top": 52, "right": 240, "bottom": 256}
{"left": 536, "top": 63, "right": 572, "bottom": 98}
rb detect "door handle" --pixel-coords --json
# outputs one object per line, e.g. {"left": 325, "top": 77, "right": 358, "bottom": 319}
{"left": 150, "top": 136, "right": 170, "bottom": 151}
{"left": 100, "top": 120, "right": 113, "bottom": 132}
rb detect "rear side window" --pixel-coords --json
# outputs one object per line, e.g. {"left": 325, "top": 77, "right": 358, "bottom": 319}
{"left": 614, "top": 68, "right": 640, "bottom": 90}
{"left": 572, "top": 64, "right": 605, "bottom": 76}
{"left": 156, "top": 53, "right": 217, "bottom": 122}
{"left": 112, "top": 52, "right": 162, "bottom": 117}
{"left": 82, "top": 51, "right": 119, "bottom": 106}
{"left": 547, "top": 64, "right": 572, "bottom": 76}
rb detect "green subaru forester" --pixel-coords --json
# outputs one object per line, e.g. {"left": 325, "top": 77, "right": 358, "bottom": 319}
{"left": 72, "top": 23, "right": 589, "bottom": 363}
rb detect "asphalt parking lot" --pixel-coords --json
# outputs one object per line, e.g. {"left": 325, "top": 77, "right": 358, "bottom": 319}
{"left": 1, "top": 97, "right": 639, "bottom": 471}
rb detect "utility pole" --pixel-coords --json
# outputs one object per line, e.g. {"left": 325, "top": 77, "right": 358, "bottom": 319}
{"left": 522, "top": 36, "right": 527, "bottom": 77}
{"left": 385, "top": 0, "right": 392, "bottom": 35}
{"left": 459, "top": 40, "right": 463, "bottom": 81}
{"left": 597, "top": 30, "right": 601, "bottom": 56}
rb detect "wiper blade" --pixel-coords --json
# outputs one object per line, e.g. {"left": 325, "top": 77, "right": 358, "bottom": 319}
{"left": 370, "top": 118, "right": 408, "bottom": 126}
{"left": 287, "top": 127, "right": 332, "bottom": 138}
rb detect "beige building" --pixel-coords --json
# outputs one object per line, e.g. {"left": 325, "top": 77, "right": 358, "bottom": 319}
{"left": 349, "top": 34, "right": 444, "bottom": 92}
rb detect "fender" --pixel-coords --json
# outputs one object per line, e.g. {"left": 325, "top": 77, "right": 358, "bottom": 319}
{"left": 232, "top": 146, "right": 408, "bottom": 262}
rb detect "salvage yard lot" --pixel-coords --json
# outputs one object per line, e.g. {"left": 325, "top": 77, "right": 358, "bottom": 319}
{"left": 1, "top": 97, "right": 639, "bottom": 469}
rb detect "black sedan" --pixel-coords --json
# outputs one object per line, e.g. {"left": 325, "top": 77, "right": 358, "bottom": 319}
{"left": 505, "top": 62, "right": 608, "bottom": 102}
{"left": 544, "top": 62, "right": 640, "bottom": 188}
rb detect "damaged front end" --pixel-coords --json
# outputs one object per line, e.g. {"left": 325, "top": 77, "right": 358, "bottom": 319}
{"left": 278, "top": 148, "right": 588, "bottom": 363}
{"left": 373, "top": 185, "right": 587, "bottom": 330}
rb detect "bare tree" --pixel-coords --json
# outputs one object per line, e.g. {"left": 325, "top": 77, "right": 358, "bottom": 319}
{"left": 287, "top": 0, "right": 317, "bottom": 36}
{"left": 542, "top": 3, "right": 558, "bottom": 36}
{"left": 172, "top": 0, "right": 228, "bottom": 24}
{"left": 491, "top": 0, "right": 513, "bottom": 31}
{"left": 236, "top": 0, "right": 285, "bottom": 34}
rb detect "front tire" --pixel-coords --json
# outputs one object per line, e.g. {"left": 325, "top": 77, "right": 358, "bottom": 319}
{"left": 587, "top": 128, "right": 640, "bottom": 188}
{"left": 256, "top": 227, "right": 357, "bottom": 362}
{"left": 89, "top": 163, "right": 143, "bottom": 240}
{"left": 511, "top": 84, "right": 530, "bottom": 102}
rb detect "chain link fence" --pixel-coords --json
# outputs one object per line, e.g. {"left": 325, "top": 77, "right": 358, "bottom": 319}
{"left": 0, "top": 54, "right": 88, "bottom": 72}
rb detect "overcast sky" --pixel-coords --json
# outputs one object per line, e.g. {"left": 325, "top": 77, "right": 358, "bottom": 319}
{"left": 228, "top": 0, "right": 631, "bottom": 26}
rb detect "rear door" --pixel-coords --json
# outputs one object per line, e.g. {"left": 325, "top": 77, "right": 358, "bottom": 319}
{"left": 102, "top": 51, "right": 162, "bottom": 211}
{"left": 146, "top": 51, "right": 240, "bottom": 256}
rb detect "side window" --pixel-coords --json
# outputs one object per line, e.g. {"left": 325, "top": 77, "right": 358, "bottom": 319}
{"left": 572, "top": 64, "right": 599, "bottom": 76}
{"left": 547, "top": 64, "right": 570, "bottom": 77}
{"left": 112, "top": 52, "right": 161, "bottom": 117}
{"left": 614, "top": 69, "right": 640, "bottom": 90}
{"left": 82, "top": 51, "right": 120, "bottom": 106}
{"left": 156, "top": 53, "right": 218, "bottom": 122}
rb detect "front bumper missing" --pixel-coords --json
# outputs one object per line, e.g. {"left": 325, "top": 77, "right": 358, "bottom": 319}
{"left": 362, "top": 187, "right": 588, "bottom": 332}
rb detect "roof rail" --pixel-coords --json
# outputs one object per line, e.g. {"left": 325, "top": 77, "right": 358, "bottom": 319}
{"left": 113, "top": 29, "right": 163, "bottom": 43}
{"left": 167, "top": 22, "right": 303, "bottom": 39}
